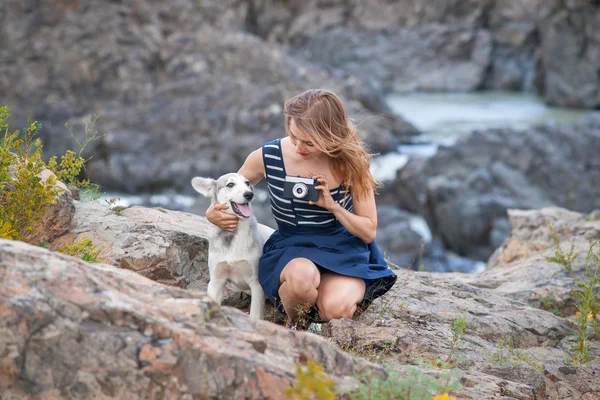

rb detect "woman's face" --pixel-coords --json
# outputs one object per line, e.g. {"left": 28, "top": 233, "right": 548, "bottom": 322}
{"left": 289, "top": 119, "right": 323, "bottom": 160}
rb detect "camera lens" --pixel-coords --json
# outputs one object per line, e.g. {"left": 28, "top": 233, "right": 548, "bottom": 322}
{"left": 292, "top": 183, "right": 308, "bottom": 198}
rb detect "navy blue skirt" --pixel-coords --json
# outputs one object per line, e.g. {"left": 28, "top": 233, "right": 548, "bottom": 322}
{"left": 258, "top": 221, "right": 397, "bottom": 314}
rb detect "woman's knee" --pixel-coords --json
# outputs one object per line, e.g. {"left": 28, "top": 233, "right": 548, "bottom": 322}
{"left": 317, "top": 295, "right": 357, "bottom": 322}
{"left": 280, "top": 258, "right": 320, "bottom": 296}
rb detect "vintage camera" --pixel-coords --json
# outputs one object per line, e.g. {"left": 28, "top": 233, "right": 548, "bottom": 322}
{"left": 283, "top": 176, "right": 320, "bottom": 201}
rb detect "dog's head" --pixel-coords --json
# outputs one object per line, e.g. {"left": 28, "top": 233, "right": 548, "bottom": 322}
{"left": 191, "top": 173, "right": 254, "bottom": 219}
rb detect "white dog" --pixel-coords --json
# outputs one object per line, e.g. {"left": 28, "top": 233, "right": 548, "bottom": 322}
{"left": 191, "top": 173, "right": 270, "bottom": 320}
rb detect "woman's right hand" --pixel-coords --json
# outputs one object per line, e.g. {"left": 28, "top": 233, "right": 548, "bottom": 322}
{"left": 206, "top": 203, "right": 238, "bottom": 232}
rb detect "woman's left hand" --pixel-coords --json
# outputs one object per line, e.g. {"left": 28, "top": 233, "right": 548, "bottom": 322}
{"left": 308, "top": 173, "right": 338, "bottom": 211}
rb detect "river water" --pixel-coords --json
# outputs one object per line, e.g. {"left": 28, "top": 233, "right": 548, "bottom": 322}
{"left": 370, "top": 91, "right": 587, "bottom": 181}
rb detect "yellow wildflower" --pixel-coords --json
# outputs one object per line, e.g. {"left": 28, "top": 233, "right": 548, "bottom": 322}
{"left": 587, "top": 312, "right": 594, "bottom": 320}
{"left": 432, "top": 394, "right": 456, "bottom": 400}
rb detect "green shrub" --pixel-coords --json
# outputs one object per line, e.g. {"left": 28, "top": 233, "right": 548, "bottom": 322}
{"left": 0, "top": 107, "right": 60, "bottom": 240}
{"left": 285, "top": 360, "right": 335, "bottom": 400}
{"left": 0, "top": 106, "right": 102, "bottom": 242}
{"left": 58, "top": 238, "right": 102, "bottom": 262}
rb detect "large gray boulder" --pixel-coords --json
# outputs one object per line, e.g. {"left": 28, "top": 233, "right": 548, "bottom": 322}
{"left": 49, "top": 200, "right": 274, "bottom": 293}
{"left": 243, "top": 0, "right": 493, "bottom": 43}
{"left": 459, "top": 207, "right": 600, "bottom": 312}
{"left": 50, "top": 201, "right": 213, "bottom": 289}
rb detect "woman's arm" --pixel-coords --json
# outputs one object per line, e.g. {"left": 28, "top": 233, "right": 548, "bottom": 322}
{"left": 330, "top": 190, "right": 377, "bottom": 243}
{"left": 238, "top": 148, "right": 265, "bottom": 185}
{"left": 205, "top": 148, "right": 265, "bottom": 231}
{"left": 310, "top": 175, "right": 377, "bottom": 243}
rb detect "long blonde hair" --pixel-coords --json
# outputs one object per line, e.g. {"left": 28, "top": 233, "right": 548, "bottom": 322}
{"left": 283, "top": 89, "right": 379, "bottom": 201}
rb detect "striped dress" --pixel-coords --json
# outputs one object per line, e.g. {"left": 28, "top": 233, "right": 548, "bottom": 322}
{"left": 258, "top": 138, "right": 397, "bottom": 315}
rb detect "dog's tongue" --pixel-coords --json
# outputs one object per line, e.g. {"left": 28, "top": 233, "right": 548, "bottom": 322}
{"left": 236, "top": 203, "right": 252, "bottom": 218}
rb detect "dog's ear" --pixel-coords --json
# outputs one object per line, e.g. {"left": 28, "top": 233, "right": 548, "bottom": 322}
{"left": 191, "top": 177, "right": 217, "bottom": 201}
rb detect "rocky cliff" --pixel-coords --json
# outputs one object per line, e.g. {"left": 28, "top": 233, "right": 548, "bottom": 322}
{"left": 2, "top": 0, "right": 599, "bottom": 193}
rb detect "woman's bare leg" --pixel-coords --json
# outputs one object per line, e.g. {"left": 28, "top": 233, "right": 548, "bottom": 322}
{"left": 278, "top": 258, "right": 320, "bottom": 323}
{"left": 316, "top": 272, "right": 366, "bottom": 322}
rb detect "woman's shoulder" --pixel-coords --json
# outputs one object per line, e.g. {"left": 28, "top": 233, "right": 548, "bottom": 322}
{"left": 262, "top": 138, "right": 289, "bottom": 156}
{"left": 263, "top": 137, "right": 287, "bottom": 147}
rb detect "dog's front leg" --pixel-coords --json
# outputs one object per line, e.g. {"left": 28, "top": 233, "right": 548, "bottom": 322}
{"left": 207, "top": 279, "right": 226, "bottom": 305}
{"left": 249, "top": 281, "right": 265, "bottom": 320}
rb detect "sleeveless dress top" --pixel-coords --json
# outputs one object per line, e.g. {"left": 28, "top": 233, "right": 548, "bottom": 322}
{"left": 258, "top": 138, "right": 397, "bottom": 314}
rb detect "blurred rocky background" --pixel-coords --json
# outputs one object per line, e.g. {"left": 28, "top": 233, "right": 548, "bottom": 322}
{"left": 1, "top": 0, "right": 599, "bottom": 272}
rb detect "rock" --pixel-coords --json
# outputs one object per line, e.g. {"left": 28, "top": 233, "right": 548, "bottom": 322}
{"left": 247, "top": 0, "right": 493, "bottom": 44}
{"left": 3, "top": 201, "right": 600, "bottom": 398}
{"left": 366, "top": 271, "right": 571, "bottom": 348}
{"left": 420, "top": 240, "right": 482, "bottom": 273}
{"left": 49, "top": 200, "right": 274, "bottom": 293}
{"left": 374, "top": 206, "right": 426, "bottom": 269}
{"left": 388, "top": 114, "right": 600, "bottom": 260}
{"left": 485, "top": 0, "right": 545, "bottom": 91}
{"left": 305, "top": 25, "right": 492, "bottom": 93}
{"left": 544, "top": 365, "right": 600, "bottom": 399}
{"left": 375, "top": 206, "right": 480, "bottom": 273}
{"left": 0, "top": 238, "right": 380, "bottom": 399}
{"left": 323, "top": 268, "right": 599, "bottom": 399}
{"left": 538, "top": 2, "right": 600, "bottom": 108}
{"left": 57, "top": 27, "right": 416, "bottom": 193}
{"left": 460, "top": 207, "right": 600, "bottom": 311}
{"left": 3, "top": 0, "right": 600, "bottom": 153}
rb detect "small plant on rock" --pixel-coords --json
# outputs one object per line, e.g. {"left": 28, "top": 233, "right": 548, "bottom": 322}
{"left": 450, "top": 313, "right": 467, "bottom": 349}
{"left": 546, "top": 224, "right": 600, "bottom": 366}
{"left": 487, "top": 338, "right": 545, "bottom": 373}
{"left": 586, "top": 212, "right": 600, "bottom": 222}
{"left": 58, "top": 238, "right": 102, "bottom": 263}
{"left": 47, "top": 115, "right": 103, "bottom": 191}
{"left": 105, "top": 197, "right": 126, "bottom": 216}
{"left": 537, "top": 294, "right": 566, "bottom": 317}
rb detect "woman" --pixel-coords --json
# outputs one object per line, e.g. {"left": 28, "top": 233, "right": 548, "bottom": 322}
{"left": 206, "top": 89, "right": 397, "bottom": 326}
